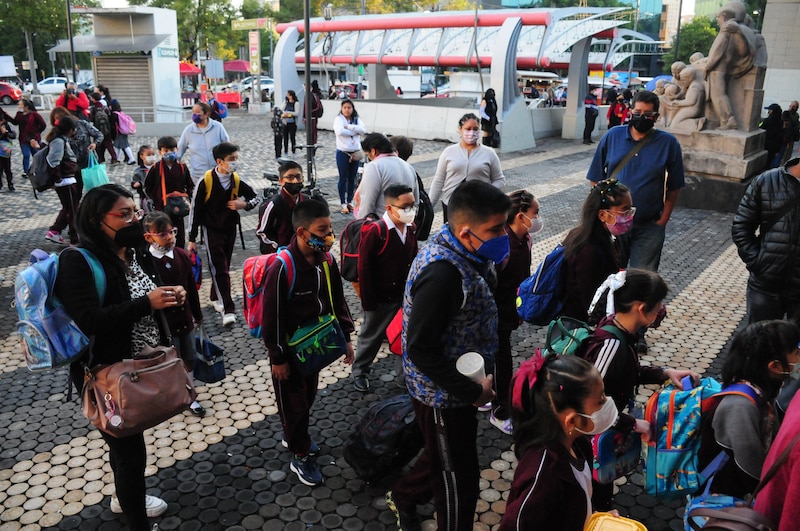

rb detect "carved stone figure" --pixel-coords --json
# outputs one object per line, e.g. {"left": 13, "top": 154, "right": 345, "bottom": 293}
{"left": 704, "top": 1, "right": 757, "bottom": 130}
{"left": 668, "top": 66, "right": 706, "bottom": 132}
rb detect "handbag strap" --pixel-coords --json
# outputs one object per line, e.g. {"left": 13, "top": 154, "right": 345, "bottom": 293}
{"left": 321, "top": 259, "right": 337, "bottom": 322}
{"left": 607, "top": 130, "right": 653, "bottom": 181}
{"left": 687, "top": 507, "right": 771, "bottom": 530}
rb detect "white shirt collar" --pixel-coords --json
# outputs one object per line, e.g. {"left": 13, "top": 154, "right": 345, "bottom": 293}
{"left": 382, "top": 211, "right": 411, "bottom": 243}
{"left": 149, "top": 244, "right": 174, "bottom": 260}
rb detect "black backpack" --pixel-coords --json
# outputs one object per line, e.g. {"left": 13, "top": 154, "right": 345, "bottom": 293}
{"left": 311, "top": 93, "right": 323, "bottom": 118}
{"left": 414, "top": 173, "right": 434, "bottom": 241}
{"left": 340, "top": 215, "right": 388, "bottom": 282}
{"left": 92, "top": 106, "right": 111, "bottom": 136}
{"left": 343, "top": 394, "right": 424, "bottom": 482}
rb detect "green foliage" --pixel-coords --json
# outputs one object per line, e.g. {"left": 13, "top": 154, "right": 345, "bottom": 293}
{"left": 662, "top": 16, "right": 718, "bottom": 69}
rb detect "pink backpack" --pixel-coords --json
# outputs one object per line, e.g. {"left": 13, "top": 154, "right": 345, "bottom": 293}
{"left": 114, "top": 111, "right": 137, "bottom": 135}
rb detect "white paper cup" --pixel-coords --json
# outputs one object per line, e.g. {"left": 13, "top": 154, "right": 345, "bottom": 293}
{"left": 456, "top": 352, "right": 485, "bottom": 383}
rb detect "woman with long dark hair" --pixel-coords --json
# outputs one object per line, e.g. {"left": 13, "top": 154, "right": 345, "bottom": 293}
{"left": 333, "top": 98, "right": 366, "bottom": 214}
{"left": 281, "top": 90, "right": 299, "bottom": 156}
{"left": 2, "top": 98, "right": 46, "bottom": 175}
{"left": 479, "top": 88, "right": 499, "bottom": 146}
{"left": 45, "top": 115, "right": 80, "bottom": 245}
{"left": 56, "top": 184, "right": 186, "bottom": 530}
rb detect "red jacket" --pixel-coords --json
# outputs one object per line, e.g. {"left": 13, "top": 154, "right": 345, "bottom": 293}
{"left": 55, "top": 91, "right": 90, "bottom": 117}
{"left": 754, "top": 390, "right": 800, "bottom": 530}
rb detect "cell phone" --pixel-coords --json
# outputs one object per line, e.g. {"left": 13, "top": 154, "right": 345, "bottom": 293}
{"left": 682, "top": 375, "right": 695, "bottom": 391}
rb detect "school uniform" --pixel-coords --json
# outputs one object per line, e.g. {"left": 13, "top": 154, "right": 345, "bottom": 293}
{"left": 261, "top": 238, "right": 355, "bottom": 455}
{"left": 256, "top": 188, "right": 308, "bottom": 254}
{"left": 187, "top": 168, "right": 258, "bottom": 314}
{"left": 145, "top": 160, "right": 195, "bottom": 248}
{"left": 500, "top": 438, "right": 593, "bottom": 531}
{"left": 492, "top": 225, "right": 532, "bottom": 419}
{"left": 352, "top": 213, "right": 418, "bottom": 379}
{"left": 143, "top": 244, "right": 203, "bottom": 367}
{"left": 562, "top": 234, "right": 623, "bottom": 321}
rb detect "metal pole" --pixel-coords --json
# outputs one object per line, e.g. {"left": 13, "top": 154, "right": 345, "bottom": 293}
{"left": 24, "top": 30, "right": 39, "bottom": 94}
{"left": 673, "top": 0, "right": 684, "bottom": 63}
{"left": 304, "top": 0, "right": 313, "bottom": 183}
{"left": 626, "top": 0, "right": 639, "bottom": 86}
{"left": 65, "top": 0, "right": 78, "bottom": 82}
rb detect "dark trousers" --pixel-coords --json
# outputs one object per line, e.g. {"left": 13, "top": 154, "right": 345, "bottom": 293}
{"left": 351, "top": 301, "right": 400, "bottom": 378}
{"left": 101, "top": 431, "right": 150, "bottom": 530}
{"left": 747, "top": 284, "right": 800, "bottom": 325}
{"left": 584, "top": 109, "right": 598, "bottom": 141}
{"left": 273, "top": 131, "right": 283, "bottom": 159}
{"left": 441, "top": 202, "right": 449, "bottom": 224}
{"left": 51, "top": 184, "right": 80, "bottom": 243}
{"left": 283, "top": 123, "right": 297, "bottom": 153}
{"left": 0, "top": 156, "right": 11, "bottom": 186}
{"left": 96, "top": 137, "right": 118, "bottom": 163}
{"left": 491, "top": 327, "right": 514, "bottom": 420}
{"left": 336, "top": 150, "right": 359, "bottom": 204}
{"left": 309, "top": 118, "right": 318, "bottom": 146}
{"left": 392, "top": 400, "right": 479, "bottom": 531}
{"left": 273, "top": 367, "right": 319, "bottom": 455}
{"left": 202, "top": 226, "right": 236, "bottom": 314}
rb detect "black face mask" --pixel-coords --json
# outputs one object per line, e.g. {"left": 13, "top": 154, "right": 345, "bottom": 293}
{"left": 113, "top": 223, "right": 145, "bottom": 248}
{"left": 284, "top": 182, "right": 304, "bottom": 195}
{"left": 630, "top": 115, "right": 656, "bottom": 133}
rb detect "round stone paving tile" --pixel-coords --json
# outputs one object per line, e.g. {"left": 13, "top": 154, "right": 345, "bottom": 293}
{"left": 63, "top": 490, "right": 85, "bottom": 503}
{"left": 44, "top": 487, "right": 67, "bottom": 501}
{"left": 7, "top": 483, "right": 29, "bottom": 497}
{"left": 63, "top": 477, "right": 86, "bottom": 491}
{"left": 11, "top": 460, "right": 33, "bottom": 472}
{"left": 25, "top": 484, "right": 48, "bottom": 499}
{"left": 19, "top": 509, "right": 44, "bottom": 526}
{"left": 82, "top": 492, "right": 104, "bottom": 507}
{"left": 59, "top": 502, "right": 84, "bottom": 516}
{"left": 39, "top": 511, "right": 64, "bottom": 527}
{"left": 42, "top": 498, "right": 65, "bottom": 513}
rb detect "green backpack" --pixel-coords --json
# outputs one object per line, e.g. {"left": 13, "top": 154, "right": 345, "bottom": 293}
{"left": 544, "top": 316, "right": 626, "bottom": 357}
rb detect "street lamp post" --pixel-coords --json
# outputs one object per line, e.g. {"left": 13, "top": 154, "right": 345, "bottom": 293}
{"left": 65, "top": 0, "right": 78, "bottom": 82}
{"left": 304, "top": 0, "right": 313, "bottom": 180}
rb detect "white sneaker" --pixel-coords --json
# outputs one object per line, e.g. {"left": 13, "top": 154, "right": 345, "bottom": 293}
{"left": 222, "top": 313, "right": 236, "bottom": 326}
{"left": 489, "top": 412, "right": 513, "bottom": 435}
{"left": 110, "top": 495, "right": 167, "bottom": 517}
{"left": 211, "top": 300, "right": 224, "bottom": 313}
{"left": 477, "top": 402, "right": 492, "bottom": 412}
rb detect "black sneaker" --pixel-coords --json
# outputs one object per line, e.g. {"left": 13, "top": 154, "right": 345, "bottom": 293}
{"left": 386, "top": 490, "right": 422, "bottom": 531}
{"left": 353, "top": 374, "right": 371, "bottom": 393}
{"left": 290, "top": 454, "right": 323, "bottom": 486}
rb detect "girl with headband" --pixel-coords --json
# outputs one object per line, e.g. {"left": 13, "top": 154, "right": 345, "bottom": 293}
{"left": 500, "top": 353, "right": 615, "bottom": 530}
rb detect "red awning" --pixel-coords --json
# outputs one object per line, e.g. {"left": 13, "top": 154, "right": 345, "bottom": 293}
{"left": 180, "top": 62, "right": 201, "bottom": 76}
{"left": 224, "top": 60, "right": 251, "bottom": 73}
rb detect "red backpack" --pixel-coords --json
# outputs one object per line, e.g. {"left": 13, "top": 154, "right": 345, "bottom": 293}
{"left": 241, "top": 249, "right": 333, "bottom": 338}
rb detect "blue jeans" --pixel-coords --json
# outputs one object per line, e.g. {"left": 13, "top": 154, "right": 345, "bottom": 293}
{"left": 620, "top": 220, "right": 666, "bottom": 271}
{"left": 20, "top": 142, "right": 38, "bottom": 174}
{"left": 747, "top": 284, "right": 800, "bottom": 325}
{"left": 336, "top": 149, "right": 359, "bottom": 205}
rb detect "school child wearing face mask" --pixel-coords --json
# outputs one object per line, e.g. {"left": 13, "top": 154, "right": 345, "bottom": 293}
{"left": 144, "top": 136, "right": 194, "bottom": 249}
{"left": 131, "top": 145, "right": 154, "bottom": 212}
{"left": 582, "top": 268, "right": 698, "bottom": 510}
{"left": 256, "top": 160, "right": 309, "bottom": 254}
{"left": 561, "top": 178, "right": 633, "bottom": 322}
{"left": 500, "top": 354, "right": 616, "bottom": 531}
{"left": 428, "top": 113, "right": 505, "bottom": 223}
{"left": 186, "top": 142, "right": 259, "bottom": 326}
{"left": 142, "top": 211, "right": 206, "bottom": 418}
{"left": 351, "top": 184, "right": 419, "bottom": 393}
{"left": 485, "top": 189, "right": 540, "bottom": 435}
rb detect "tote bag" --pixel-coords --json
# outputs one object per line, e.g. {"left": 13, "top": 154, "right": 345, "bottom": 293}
{"left": 82, "top": 152, "right": 110, "bottom": 191}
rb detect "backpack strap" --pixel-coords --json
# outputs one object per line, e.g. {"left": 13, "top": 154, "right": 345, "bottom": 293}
{"left": 203, "top": 170, "right": 213, "bottom": 203}
{"left": 372, "top": 219, "right": 391, "bottom": 255}
{"left": 69, "top": 248, "right": 107, "bottom": 304}
{"left": 275, "top": 248, "right": 296, "bottom": 298}
{"left": 599, "top": 324, "right": 628, "bottom": 353}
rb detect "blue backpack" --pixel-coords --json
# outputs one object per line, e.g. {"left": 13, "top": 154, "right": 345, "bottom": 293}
{"left": 516, "top": 243, "right": 566, "bottom": 325}
{"left": 644, "top": 378, "right": 759, "bottom": 500}
{"left": 15, "top": 248, "right": 106, "bottom": 371}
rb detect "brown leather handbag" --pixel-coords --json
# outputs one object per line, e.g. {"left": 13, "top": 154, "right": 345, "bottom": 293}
{"left": 82, "top": 345, "right": 197, "bottom": 438}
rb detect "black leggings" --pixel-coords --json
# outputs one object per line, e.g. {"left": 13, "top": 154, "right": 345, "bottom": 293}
{"left": 283, "top": 123, "right": 297, "bottom": 153}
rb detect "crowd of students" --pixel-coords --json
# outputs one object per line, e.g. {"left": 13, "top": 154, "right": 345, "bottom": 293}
{"left": 38, "top": 90, "right": 800, "bottom": 531}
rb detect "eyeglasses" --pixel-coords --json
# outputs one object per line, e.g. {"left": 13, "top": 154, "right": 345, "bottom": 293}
{"left": 281, "top": 173, "right": 304, "bottom": 182}
{"left": 630, "top": 111, "right": 658, "bottom": 120}
{"left": 389, "top": 204, "right": 418, "bottom": 213}
{"left": 147, "top": 228, "right": 178, "bottom": 239}
{"left": 106, "top": 208, "right": 144, "bottom": 224}
{"left": 605, "top": 206, "right": 637, "bottom": 217}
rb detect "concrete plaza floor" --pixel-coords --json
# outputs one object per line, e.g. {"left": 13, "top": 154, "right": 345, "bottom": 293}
{"left": 0, "top": 107, "right": 750, "bottom": 530}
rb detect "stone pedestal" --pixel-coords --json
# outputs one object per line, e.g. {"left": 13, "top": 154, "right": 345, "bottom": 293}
{"left": 673, "top": 127, "right": 768, "bottom": 212}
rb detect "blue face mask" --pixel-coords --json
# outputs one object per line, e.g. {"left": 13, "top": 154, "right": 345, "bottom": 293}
{"left": 469, "top": 230, "right": 510, "bottom": 263}
{"left": 163, "top": 152, "right": 178, "bottom": 162}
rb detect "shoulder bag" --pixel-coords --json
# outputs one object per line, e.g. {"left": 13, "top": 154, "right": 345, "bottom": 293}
{"left": 81, "top": 311, "right": 197, "bottom": 438}
{"left": 605, "top": 130, "right": 654, "bottom": 181}
{"left": 161, "top": 162, "right": 191, "bottom": 217}
{"left": 286, "top": 260, "right": 348, "bottom": 377}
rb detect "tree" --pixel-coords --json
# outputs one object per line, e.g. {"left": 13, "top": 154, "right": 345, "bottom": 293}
{"left": 662, "top": 16, "right": 718, "bottom": 69}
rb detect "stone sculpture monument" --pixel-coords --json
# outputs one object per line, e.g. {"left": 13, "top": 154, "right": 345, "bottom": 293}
{"left": 659, "top": 1, "right": 769, "bottom": 211}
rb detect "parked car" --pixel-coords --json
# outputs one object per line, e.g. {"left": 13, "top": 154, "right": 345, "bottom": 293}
{"left": 228, "top": 76, "right": 274, "bottom": 97}
{"left": 0, "top": 82, "right": 22, "bottom": 104}
{"left": 24, "top": 76, "right": 69, "bottom": 95}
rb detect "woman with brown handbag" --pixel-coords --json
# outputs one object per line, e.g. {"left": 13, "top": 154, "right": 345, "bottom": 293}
{"left": 56, "top": 184, "right": 189, "bottom": 531}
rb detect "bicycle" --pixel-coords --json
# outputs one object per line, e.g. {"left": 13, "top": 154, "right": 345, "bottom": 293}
{"left": 262, "top": 144, "right": 324, "bottom": 202}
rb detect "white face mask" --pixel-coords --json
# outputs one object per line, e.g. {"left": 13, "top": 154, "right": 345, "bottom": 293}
{"left": 144, "top": 155, "right": 160, "bottom": 166}
{"left": 395, "top": 206, "right": 417, "bottom": 225}
{"left": 462, "top": 130, "right": 480, "bottom": 144}
{"left": 575, "top": 399, "right": 618, "bottom": 435}
{"left": 523, "top": 214, "right": 544, "bottom": 234}
{"left": 226, "top": 161, "right": 239, "bottom": 173}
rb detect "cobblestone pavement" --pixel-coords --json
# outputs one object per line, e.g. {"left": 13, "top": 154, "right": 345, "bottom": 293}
{"left": 0, "top": 106, "right": 749, "bottom": 531}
